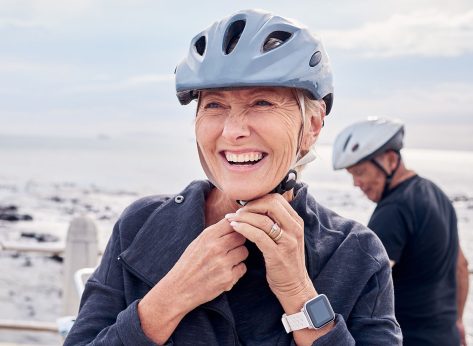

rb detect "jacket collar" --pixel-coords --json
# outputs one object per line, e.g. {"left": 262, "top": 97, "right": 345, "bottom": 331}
{"left": 120, "top": 180, "right": 213, "bottom": 287}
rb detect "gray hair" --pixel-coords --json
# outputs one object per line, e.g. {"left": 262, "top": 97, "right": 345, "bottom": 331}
{"left": 294, "top": 90, "right": 326, "bottom": 174}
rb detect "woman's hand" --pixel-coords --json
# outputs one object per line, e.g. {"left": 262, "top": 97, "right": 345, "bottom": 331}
{"left": 166, "top": 218, "right": 249, "bottom": 307}
{"left": 226, "top": 193, "right": 334, "bottom": 345}
{"left": 225, "top": 193, "right": 314, "bottom": 302}
{"left": 138, "top": 218, "right": 248, "bottom": 343}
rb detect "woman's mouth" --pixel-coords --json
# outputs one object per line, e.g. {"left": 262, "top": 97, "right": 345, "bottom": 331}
{"left": 221, "top": 150, "right": 267, "bottom": 168}
{"left": 224, "top": 151, "right": 264, "bottom": 165}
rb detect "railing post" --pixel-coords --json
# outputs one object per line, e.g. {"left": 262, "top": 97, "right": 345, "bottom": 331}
{"left": 63, "top": 216, "right": 98, "bottom": 316}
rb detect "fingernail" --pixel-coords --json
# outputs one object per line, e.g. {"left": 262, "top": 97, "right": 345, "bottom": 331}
{"left": 230, "top": 221, "right": 239, "bottom": 228}
{"left": 236, "top": 208, "right": 243, "bottom": 214}
{"left": 225, "top": 213, "right": 237, "bottom": 220}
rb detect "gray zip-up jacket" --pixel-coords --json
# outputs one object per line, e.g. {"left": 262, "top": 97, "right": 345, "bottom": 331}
{"left": 65, "top": 180, "right": 402, "bottom": 345}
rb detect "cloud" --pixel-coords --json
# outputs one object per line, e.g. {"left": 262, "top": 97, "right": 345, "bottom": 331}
{"left": 0, "top": 106, "right": 194, "bottom": 137}
{"left": 0, "top": 59, "right": 70, "bottom": 73}
{"left": 63, "top": 74, "right": 174, "bottom": 93}
{"left": 322, "top": 9, "right": 473, "bottom": 58}
{"left": 320, "top": 81, "right": 473, "bottom": 149}
{"left": 0, "top": 18, "right": 49, "bottom": 29}
{"left": 335, "top": 82, "right": 473, "bottom": 119}
{"left": 0, "top": 56, "right": 172, "bottom": 93}
{"left": 4, "top": 0, "right": 94, "bottom": 19}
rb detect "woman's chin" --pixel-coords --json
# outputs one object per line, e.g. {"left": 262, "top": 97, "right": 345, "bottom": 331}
{"left": 221, "top": 183, "right": 271, "bottom": 202}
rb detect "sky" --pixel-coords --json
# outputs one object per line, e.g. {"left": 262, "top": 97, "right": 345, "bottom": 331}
{"left": 1, "top": 0, "right": 472, "bottom": 150}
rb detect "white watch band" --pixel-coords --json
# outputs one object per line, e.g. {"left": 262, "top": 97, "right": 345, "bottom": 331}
{"left": 281, "top": 311, "right": 311, "bottom": 333}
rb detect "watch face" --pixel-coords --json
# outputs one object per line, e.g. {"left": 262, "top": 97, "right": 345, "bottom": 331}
{"left": 305, "top": 294, "right": 335, "bottom": 328}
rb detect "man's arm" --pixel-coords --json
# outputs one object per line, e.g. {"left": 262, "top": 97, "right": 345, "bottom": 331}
{"left": 456, "top": 246, "right": 469, "bottom": 346}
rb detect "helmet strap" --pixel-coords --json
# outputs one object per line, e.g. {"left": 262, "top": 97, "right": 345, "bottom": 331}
{"left": 370, "top": 151, "right": 401, "bottom": 200}
{"left": 273, "top": 170, "right": 298, "bottom": 194}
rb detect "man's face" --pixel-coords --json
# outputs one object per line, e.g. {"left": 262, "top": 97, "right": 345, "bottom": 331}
{"left": 346, "top": 160, "right": 387, "bottom": 203}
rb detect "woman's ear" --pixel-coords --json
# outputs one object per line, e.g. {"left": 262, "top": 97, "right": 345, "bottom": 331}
{"left": 302, "top": 101, "right": 326, "bottom": 151}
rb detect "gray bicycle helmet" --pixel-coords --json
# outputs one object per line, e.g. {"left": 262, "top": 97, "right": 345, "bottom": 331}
{"left": 333, "top": 117, "right": 405, "bottom": 200}
{"left": 332, "top": 117, "right": 404, "bottom": 170}
{"left": 175, "top": 9, "right": 334, "bottom": 114}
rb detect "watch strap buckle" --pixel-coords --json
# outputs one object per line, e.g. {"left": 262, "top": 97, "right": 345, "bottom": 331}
{"left": 281, "top": 311, "right": 311, "bottom": 333}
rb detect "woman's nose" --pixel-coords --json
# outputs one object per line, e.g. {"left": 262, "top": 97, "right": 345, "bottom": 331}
{"left": 221, "top": 111, "right": 250, "bottom": 141}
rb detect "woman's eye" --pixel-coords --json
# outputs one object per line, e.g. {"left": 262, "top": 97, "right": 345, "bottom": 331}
{"left": 203, "top": 102, "right": 223, "bottom": 110}
{"left": 254, "top": 100, "right": 273, "bottom": 107}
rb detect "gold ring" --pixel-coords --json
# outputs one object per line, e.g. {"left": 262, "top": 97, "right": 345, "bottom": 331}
{"left": 269, "top": 222, "right": 280, "bottom": 237}
{"left": 273, "top": 229, "right": 283, "bottom": 242}
{"left": 269, "top": 223, "right": 282, "bottom": 242}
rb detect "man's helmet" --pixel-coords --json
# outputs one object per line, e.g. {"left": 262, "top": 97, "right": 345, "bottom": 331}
{"left": 175, "top": 9, "right": 334, "bottom": 114}
{"left": 332, "top": 117, "right": 404, "bottom": 170}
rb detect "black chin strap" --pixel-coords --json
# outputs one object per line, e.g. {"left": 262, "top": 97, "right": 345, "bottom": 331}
{"left": 272, "top": 169, "right": 298, "bottom": 194}
{"left": 236, "top": 170, "right": 298, "bottom": 206}
{"left": 370, "top": 151, "right": 401, "bottom": 200}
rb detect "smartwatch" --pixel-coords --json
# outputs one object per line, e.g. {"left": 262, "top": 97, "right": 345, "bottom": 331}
{"left": 281, "top": 294, "right": 335, "bottom": 333}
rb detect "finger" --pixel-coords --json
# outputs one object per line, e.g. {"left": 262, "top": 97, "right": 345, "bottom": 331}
{"left": 232, "top": 262, "right": 247, "bottom": 282}
{"left": 225, "top": 211, "right": 274, "bottom": 236}
{"left": 203, "top": 217, "right": 237, "bottom": 238}
{"left": 219, "top": 231, "right": 247, "bottom": 250}
{"left": 230, "top": 220, "right": 277, "bottom": 253}
{"left": 247, "top": 193, "right": 300, "bottom": 221}
{"left": 226, "top": 245, "right": 249, "bottom": 265}
{"left": 223, "top": 262, "right": 248, "bottom": 292}
{"left": 271, "top": 193, "right": 302, "bottom": 221}
{"left": 242, "top": 195, "right": 301, "bottom": 234}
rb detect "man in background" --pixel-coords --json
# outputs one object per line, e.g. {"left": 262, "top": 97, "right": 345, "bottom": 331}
{"left": 332, "top": 117, "right": 469, "bottom": 345}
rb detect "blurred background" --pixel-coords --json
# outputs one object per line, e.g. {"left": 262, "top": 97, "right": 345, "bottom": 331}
{"left": 0, "top": 0, "right": 472, "bottom": 344}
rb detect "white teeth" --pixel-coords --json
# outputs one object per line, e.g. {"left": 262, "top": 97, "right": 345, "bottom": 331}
{"left": 225, "top": 152, "right": 263, "bottom": 163}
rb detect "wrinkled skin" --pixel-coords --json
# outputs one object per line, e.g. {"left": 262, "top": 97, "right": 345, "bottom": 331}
{"left": 195, "top": 87, "right": 304, "bottom": 201}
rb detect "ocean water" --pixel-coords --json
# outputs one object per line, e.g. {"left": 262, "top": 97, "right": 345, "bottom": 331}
{"left": 0, "top": 133, "right": 472, "bottom": 343}
{"left": 1, "top": 133, "right": 472, "bottom": 195}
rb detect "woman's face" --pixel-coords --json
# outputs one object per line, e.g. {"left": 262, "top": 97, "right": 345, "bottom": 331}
{"left": 196, "top": 87, "right": 316, "bottom": 201}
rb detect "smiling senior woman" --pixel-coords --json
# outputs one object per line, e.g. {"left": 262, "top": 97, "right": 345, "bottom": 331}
{"left": 65, "top": 9, "right": 402, "bottom": 346}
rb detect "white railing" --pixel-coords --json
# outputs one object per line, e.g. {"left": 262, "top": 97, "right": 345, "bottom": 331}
{"left": 0, "top": 216, "right": 100, "bottom": 337}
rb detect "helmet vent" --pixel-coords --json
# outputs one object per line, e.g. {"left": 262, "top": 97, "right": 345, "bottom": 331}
{"left": 309, "top": 51, "right": 322, "bottom": 67}
{"left": 352, "top": 143, "right": 359, "bottom": 152}
{"left": 342, "top": 134, "right": 352, "bottom": 152}
{"left": 263, "top": 31, "right": 292, "bottom": 52}
{"left": 223, "top": 19, "right": 246, "bottom": 54}
{"left": 194, "top": 36, "right": 206, "bottom": 56}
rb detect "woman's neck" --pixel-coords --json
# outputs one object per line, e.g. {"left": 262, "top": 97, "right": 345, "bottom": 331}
{"left": 204, "top": 187, "right": 295, "bottom": 227}
{"left": 205, "top": 188, "right": 239, "bottom": 227}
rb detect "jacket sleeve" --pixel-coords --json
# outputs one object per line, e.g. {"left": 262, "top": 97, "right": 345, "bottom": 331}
{"left": 63, "top": 221, "right": 171, "bottom": 346}
{"left": 307, "top": 233, "right": 402, "bottom": 346}
{"left": 314, "top": 315, "right": 355, "bottom": 345}
{"left": 302, "top": 267, "right": 401, "bottom": 346}
{"left": 345, "top": 260, "right": 403, "bottom": 345}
